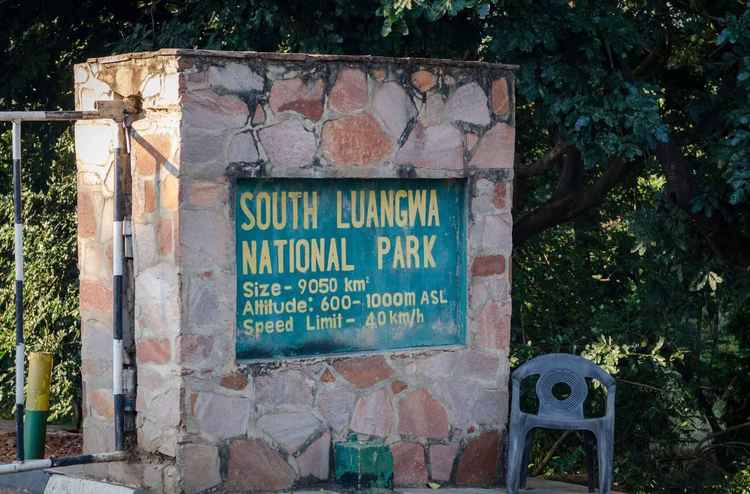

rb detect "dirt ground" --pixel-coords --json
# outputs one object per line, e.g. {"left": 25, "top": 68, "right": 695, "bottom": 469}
{"left": 0, "top": 427, "right": 82, "bottom": 462}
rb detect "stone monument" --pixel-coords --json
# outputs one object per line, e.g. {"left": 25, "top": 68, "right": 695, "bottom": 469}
{"left": 74, "top": 49, "right": 516, "bottom": 493}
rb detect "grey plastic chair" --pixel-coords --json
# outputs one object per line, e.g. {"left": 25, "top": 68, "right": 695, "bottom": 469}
{"left": 506, "top": 353, "right": 616, "bottom": 494}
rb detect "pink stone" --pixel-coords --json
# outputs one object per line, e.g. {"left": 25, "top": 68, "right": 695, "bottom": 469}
{"left": 398, "top": 388, "right": 450, "bottom": 438}
{"left": 177, "top": 334, "right": 213, "bottom": 364}
{"left": 330, "top": 69, "right": 368, "bottom": 113}
{"left": 373, "top": 82, "right": 417, "bottom": 139}
{"left": 318, "top": 384, "right": 357, "bottom": 433}
{"left": 193, "top": 392, "right": 251, "bottom": 439}
{"left": 469, "top": 123, "right": 515, "bottom": 168}
{"left": 419, "top": 92, "right": 445, "bottom": 127}
{"left": 297, "top": 432, "right": 331, "bottom": 480}
{"left": 333, "top": 355, "right": 394, "bottom": 388}
{"left": 455, "top": 431, "right": 501, "bottom": 486}
{"left": 137, "top": 338, "right": 171, "bottom": 365}
{"left": 471, "top": 255, "right": 506, "bottom": 277}
{"left": 474, "top": 302, "right": 511, "bottom": 351}
{"left": 392, "top": 442, "right": 428, "bottom": 486}
{"left": 181, "top": 444, "right": 221, "bottom": 494}
{"left": 411, "top": 70, "right": 437, "bottom": 93}
{"left": 182, "top": 91, "right": 249, "bottom": 130}
{"left": 444, "top": 82, "right": 490, "bottom": 126}
{"left": 350, "top": 388, "right": 395, "bottom": 437}
{"left": 430, "top": 443, "right": 459, "bottom": 482}
{"left": 491, "top": 78, "right": 510, "bottom": 115}
{"left": 396, "top": 123, "right": 464, "bottom": 169}
{"left": 321, "top": 114, "right": 393, "bottom": 165}
{"left": 269, "top": 77, "right": 325, "bottom": 120}
{"left": 258, "top": 119, "right": 317, "bottom": 168}
{"left": 227, "top": 439, "right": 296, "bottom": 491}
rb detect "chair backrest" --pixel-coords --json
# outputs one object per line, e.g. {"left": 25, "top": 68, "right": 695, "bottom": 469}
{"left": 512, "top": 353, "right": 615, "bottom": 420}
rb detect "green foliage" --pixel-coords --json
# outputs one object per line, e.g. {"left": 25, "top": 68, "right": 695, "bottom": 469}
{"left": 0, "top": 129, "right": 79, "bottom": 422}
{"left": 1, "top": 0, "right": 749, "bottom": 491}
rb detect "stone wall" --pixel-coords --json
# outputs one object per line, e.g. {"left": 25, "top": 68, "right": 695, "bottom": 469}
{"left": 75, "top": 49, "right": 515, "bottom": 493}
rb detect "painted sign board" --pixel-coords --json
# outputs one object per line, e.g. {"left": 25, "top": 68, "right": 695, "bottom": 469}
{"left": 235, "top": 178, "right": 467, "bottom": 360}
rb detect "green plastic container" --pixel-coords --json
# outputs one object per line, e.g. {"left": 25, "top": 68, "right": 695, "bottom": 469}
{"left": 334, "top": 435, "right": 394, "bottom": 489}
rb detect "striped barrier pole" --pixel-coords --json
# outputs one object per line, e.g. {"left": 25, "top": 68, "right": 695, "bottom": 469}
{"left": 12, "top": 121, "right": 25, "bottom": 462}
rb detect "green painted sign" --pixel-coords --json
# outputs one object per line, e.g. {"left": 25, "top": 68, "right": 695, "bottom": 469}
{"left": 235, "top": 178, "right": 467, "bottom": 360}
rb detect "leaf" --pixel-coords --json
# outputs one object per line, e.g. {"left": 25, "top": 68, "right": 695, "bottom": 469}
{"left": 428, "top": 482, "right": 442, "bottom": 489}
{"left": 575, "top": 115, "right": 591, "bottom": 131}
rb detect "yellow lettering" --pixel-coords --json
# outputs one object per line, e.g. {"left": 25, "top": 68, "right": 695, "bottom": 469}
{"left": 366, "top": 190, "right": 380, "bottom": 227}
{"left": 423, "top": 234, "right": 436, "bottom": 267}
{"left": 241, "top": 241, "right": 256, "bottom": 274}
{"left": 395, "top": 190, "right": 408, "bottom": 227}
{"left": 326, "top": 238, "right": 340, "bottom": 271}
{"left": 341, "top": 238, "right": 354, "bottom": 272}
{"left": 288, "top": 192, "right": 302, "bottom": 229}
{"left": 295, "top": 239, "right": 309, "bottom": 273}
{"left": 408, "top": 190, "right": 427, "bottom": 227}
{"left": 271, "top": 192, "right": 287, "bottom": 229}
{"left": 303, "top": 192, "right": 318, "bottom": 229}
{"left": 427, "top": 189, "right": 440, "bottom": 226}
{"left": 240, "top": 192, "right": 255, "bottom": 231}
{"left": 273, "top": 239, "right": 287, "bottom": 273}
{"left": 377, "top": 236, "right": 391, "bottom": 270}
{"left": 256, "top": 192, "right": 271, "bottom": 230}
{"left": 336, "top": 191, "right": 350, "bottom": 229}
{"left": 310, "top": 238, "right": 325, "bottom": 272}
{"left": 405, "top": 235, "right": 420, "bottom": 267}
{"left": 351, "top": 190, "right": 365, "bottom": 228}
{"left": 392, "top": 236, "right": 406, "bottom": 269}
{"left": 258, "top": 241, "right": 272, "bottom": 274}
{"left": 380, "top": 190, "right": 394, "bottom": 227}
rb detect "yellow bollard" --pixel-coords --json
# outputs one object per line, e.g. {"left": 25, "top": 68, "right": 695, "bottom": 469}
{"left": 24, "top": 352, "right": 53, "bottom": 460}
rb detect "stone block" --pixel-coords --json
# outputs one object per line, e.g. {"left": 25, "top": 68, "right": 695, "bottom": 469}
{"left": 444, "top": 82, "right": 491, "bottom": 126}
{"left": 491, "top": 78, "right": 510, "bottom": 115}
{"left": 333, "top": 355, "right": 394, "bottom": 389}
{"left": 227, "top": 130, "right": 260, "bottom": 163}
{"left": 373, "top": 82, "right": 417, "bottom": 139}
{"left": 77, "top": 188, "right": 99, "bottom": 238}
{"left": 227, "top": 439, "right": 296, "bottom": 491}
{"left": 193, "top": 391, "right": 251, "bottom": 439}
{"left": 321, "top": 114, "right": 393, "bottom": 166}
{"left": 469, "top": 122, "right": 515, "bottom": 168}
{"left": 455, "top": 431, "right": 501, "bottom": 486}
{"left": 398, "top": 388, "right": 450, "bottom": 439}
{"left": 472, "top": 255, "right": 506, "bottom": 277}
{"left": 255, "top": 369, "right": 315, "bottom": 413}
{"left": 182, "top": 91, "right": 249, "bottom": 130}
{"left": 75, "top": 124, "right": 113, "bottom": 165}
{"left": 180, "top": 443, "right": 221, "bottom": 494}
{"left": 297, "top": 431, "right": 331, "bottom": 480}
{"left": 330, "top": 68, "right": 368, "bottom": 113}
{"left": 88, "top": 388, "right": 114, "bottom": 420}
{"left": 269, "top": 77, "right": 325, "bottom": 120}
{"left": 396, "top": 123, "right": 464, "bottom": 170}
{"left": 80, "top": 278, "right": 112, "bottom": 315}
{"left": 350, "top": 388, "right": 395, "bottom": 437}
{"left": 132, "top": 132, "right": 174, "bottom": 176}
{"left": 259, "top": 118, "right": 317, "bottom": 168}
{"left": 392, "top": 442, "right": 428, "bottom": 486}
{"left": 220, "top": 371, "right": 249, "bottom": 391}
{"left": 208, "top": 62, "right": 264, "bottom": 93}
{"left": 411, "top": 70, "right": 436, "bottom": 93}
{"left": 473, "top": 302, "right": 511, "bottom": 351}
{"left": 257, "top": 411, "right": 325, "bottom": 453}
{"left": 137, "top": 337, "right": 171, "bottom": 365}
{"left": 317, "top": 383, "right": 357, "bottom": 434}
{"left": 430, "top": 443, "right": 459, "bottom": 482}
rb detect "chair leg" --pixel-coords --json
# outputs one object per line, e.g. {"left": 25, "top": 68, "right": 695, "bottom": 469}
{"left": 582, "top": 431, "right": 596, "bottom": 493}
{"left": 520, "top": 428, "right": 534, "bottom": 489}
{"left": 595, "top": 429, "right": 614, "bottom": 494}
{"left": 506, "top": 426, "right": 527, "bottom": 494}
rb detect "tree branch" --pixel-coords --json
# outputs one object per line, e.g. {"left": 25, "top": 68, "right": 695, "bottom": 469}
{"left": 656, "top": 140, "right": 750, "bottom": 268}
{"left": 514, "top": 157, "right": 632, "bottom": 246}
{"left": 516, "top": 142, "right": 572, "bottom": 179}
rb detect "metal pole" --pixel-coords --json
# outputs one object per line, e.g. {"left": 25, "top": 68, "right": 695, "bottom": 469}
{"left": 113, "top": 125, "right": 125, "bottom": 451}
{"left": 12, "top": 121, "right": 25, "bottom": 462}
{"left": 0, "top": 451, "right": 127, "bottom": 474}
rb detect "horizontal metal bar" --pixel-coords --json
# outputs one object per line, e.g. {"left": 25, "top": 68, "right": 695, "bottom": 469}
{"left": 0, "top": 451, "right": 127, "bottom": 475}
{"left": 0, "top": 111, "right": 106, "bottom": 122}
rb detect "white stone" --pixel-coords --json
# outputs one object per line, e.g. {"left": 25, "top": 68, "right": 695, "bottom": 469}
{"left": 75, "top": 123, "right": 113, "bottom": 165}
{"left": 74, "top": 65, "right": 89, "bottom": 84}
{"left": 257, "top": 411, "right": 325, "bottom": 453}
{"left": 194, "top": 391, "right": 251, "bottom": 439}
{"left": 444, "top": 82, "right": 491, "bottom": 126}
{"left": 258, "top": 119, "right": 317, "bottom": 169}
{"left": 141, "top": 75, "right": 162, "bottom": 98}
{"left": 78, "top": 76, "right": 112, "bottom": 111}
{"left": 373, "top": 82, "right": 417, "bottom": 140}
{"left": 228, "top": 131, "right": 260, "bottom": 163}
{"left": 209, "top": 62, "right": 264, "bottom": 93}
